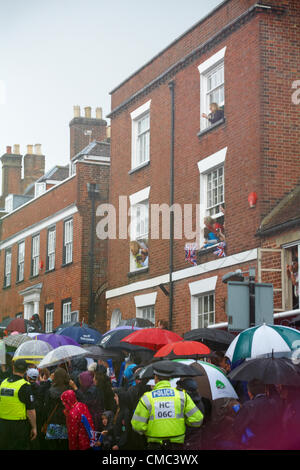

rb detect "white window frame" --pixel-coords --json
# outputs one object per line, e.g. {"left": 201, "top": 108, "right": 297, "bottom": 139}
{"left": 131, "top": 100, "right": 151, "bottom": 170}
{"left": 47, "top": 227, "right": 56, "bottom": 271}
{"left": 134, "top": 292, "right": 157, "bottom": 325}
{"left": 31, "top": 234, "right": 40, "bottom": 277}
{"left": 129, "top": 187, "right": 150, "bottom": 272}
{"left": 198, "top": 47, "right": 226, "bottom": 131}
{"left": 17, "top": 241, "right": 25, "bottom": 282}
{"left": 62, "top": 300, "right": 72, "bottom": 323}
{"left": 45, "top": 305, "right": 54, "bottom": 333}
{"left": 189, "top": 276, "right": 217, "bottom": 329}
{"left": 64, "top": 218, "right": 73, "bottom": 265}
{"left": 198, "top": 147, "right": 227, "bottom": 248}
{"left": 4, "top": 249, "right": 12, "bottom": 287}
{"left": 137, "top": 305, "right": 155, "bottom": 324}
{"left": 35, "top": 182, "right": 46, "bottom": 198}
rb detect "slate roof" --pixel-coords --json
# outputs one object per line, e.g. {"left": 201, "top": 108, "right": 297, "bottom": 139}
{"left": 258, "top": 184, "right": 300, "bottom": 235}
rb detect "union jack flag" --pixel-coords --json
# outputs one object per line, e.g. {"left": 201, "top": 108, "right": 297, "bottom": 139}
{"left": 213, "top": 242, "right": 226, "bottom": 258}
{"left": 185, "top": 243, "right": 198, "bottom": 266}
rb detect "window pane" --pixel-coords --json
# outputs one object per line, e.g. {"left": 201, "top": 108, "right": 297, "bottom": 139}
{"left": 197, "top": 293, "right": 215, "bottom": 328}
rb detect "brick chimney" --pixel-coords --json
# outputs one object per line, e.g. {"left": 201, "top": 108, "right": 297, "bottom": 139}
{"left": 69, "top": 105, "right": 107, "bottom": 159}
{"left": 22, "top": 144, "right": 45, "bottom": 193}
{"left": 0, "top": 145, "right": 23, "bottom": 203}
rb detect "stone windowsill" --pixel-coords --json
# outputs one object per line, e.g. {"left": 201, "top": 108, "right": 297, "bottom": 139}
{"left": 197, "top": 117, "right": 226, "bottom": 139}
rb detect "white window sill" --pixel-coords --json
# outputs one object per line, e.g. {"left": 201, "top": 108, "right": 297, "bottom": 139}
{"left": 129, "top": 160, "right": 150, "bottom": 175}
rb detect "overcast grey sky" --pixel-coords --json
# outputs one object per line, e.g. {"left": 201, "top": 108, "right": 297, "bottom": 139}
{"left": 0, "top": 0, "right": 223, "bottom": 183}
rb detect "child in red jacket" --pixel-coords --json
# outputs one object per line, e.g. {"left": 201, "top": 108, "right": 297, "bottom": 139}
{"left": 61, "top": 389, "right": 95, "bottom": 450}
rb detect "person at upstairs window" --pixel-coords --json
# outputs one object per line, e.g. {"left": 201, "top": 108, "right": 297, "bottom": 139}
{"left": 202, "top": 102, "right": 224, "bottom": 125}
{"left": 287, "top": 257, "right": 299, "bottom": 309}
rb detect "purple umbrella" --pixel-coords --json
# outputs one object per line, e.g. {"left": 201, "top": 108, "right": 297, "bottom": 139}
{"left": 35, "top": 333, "right": 80, "bottom": 348}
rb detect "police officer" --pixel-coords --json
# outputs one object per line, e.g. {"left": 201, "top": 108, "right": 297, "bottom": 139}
{"left": 131, "top": 366, "right": 203, "bottom": 450}
{"left": 0, "top": 359, "right": 37, "bottom": 450}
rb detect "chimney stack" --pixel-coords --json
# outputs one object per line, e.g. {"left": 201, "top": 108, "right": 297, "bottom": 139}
{"left": 23, "top": 144, "right": 45, "bottom": 193}
{"left": 0, "top": 145, "right": 22, "bottom": 201}
{"left": 69, "top": 104, "right": 107, "bottom": 159}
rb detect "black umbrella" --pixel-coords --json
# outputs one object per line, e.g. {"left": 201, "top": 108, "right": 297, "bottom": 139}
{"left": 135, "top": 360, "right": 204, "bottom": 380}
{"left": 0, "top": 317, "right": 13, "bottom": 330}
{"left": 184, "top": 328, "right": 235, "bottom": 351}
{"left": 98, "top": 327, "right": 153, "bottom": 352}
{"left": 228, "top": 357, "right": 300, "bottom": 386}
{"left": 118, "top": 318, "right": 154, "bottom": 328}
{"left": 83, "top": 345, "right": 124, "bottom": 361}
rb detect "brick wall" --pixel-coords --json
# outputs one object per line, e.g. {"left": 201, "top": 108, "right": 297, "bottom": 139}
{"left": 106, "top": 0, "right": 300, "bottom": 332}
{"left": 0, "top": 161, "right": 110, "bottom": 332}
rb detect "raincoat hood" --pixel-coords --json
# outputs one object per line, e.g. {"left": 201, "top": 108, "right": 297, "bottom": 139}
{"left": 61, "top": 389, "right": 77, "bottom": 411}
{"left": 102, "top": 410, "right": 114, "bottom": 427}
{"left": 79, "top": 371, "right": 94, "bottom": 390}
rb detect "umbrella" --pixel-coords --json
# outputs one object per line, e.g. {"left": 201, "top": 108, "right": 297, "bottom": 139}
{"left": 154, "top": 340, "right": 211, "bottom": 360}
{"left": 13, "top": 339, "right": 53, "bottom": 365}
{"left": 118, "top": 318, "right": 154, "bottom": 328}
{"left": 225, "top": 323, "right": 300, "bottom": 364}
{"left": 56, "top": 325, "right": 102, "bottom": 345}
{"left": 83, "top": 345, "right": 124, "bottom": 361}
{"left": 6, "top": 318, "right": 30, "bottom": 334}
{"left": 33, "top": 333, "right": 80, "bottom": 348}
{"left": 0, "top": 340, "right": 6, "bottom": 364}
{"left": 53, "top": 321, "right": 90, "bottom": 334}
{"left": 184, "top": 328, "right": 235, "bottom": 351}
{"left": 228, "top": 356, "right": 300, "bottom": 386}
{"left": 99, "top": 327, "right": 151, "bottom": 352}
{"left": 175, "top": 359, "right": 238, "bottom": 401}
{"left": 134, "top": 359, "right": 203, "bottom": 380}
{"left": 3, "top": 333, "right": 32, "bottom": 349}
{"left": 121, "top": 328, "right": 183, "bottom": 351}
{"left": 37, "top": 345, "right": 89, "bottom": 369}
{"left": 0, "top": 317, "right": 14, "bottom": 330}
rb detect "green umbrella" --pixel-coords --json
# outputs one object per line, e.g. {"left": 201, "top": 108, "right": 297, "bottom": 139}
{"left": 225, "top": 324, "right": 300, "bottom": 364}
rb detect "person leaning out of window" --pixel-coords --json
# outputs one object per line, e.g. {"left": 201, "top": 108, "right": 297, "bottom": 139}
{"left": 202, "top": 102, "right": 224, "bottom": 125}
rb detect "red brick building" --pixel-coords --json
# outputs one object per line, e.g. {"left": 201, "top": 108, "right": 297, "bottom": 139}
{"left": 105, "top": 0, "right": 300, "bottom": 335}
{"left": 0, "top": 106, "right": 110, "bottom": 333}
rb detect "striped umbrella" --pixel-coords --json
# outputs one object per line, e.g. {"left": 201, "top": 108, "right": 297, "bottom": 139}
{"left": 174, "top": 359, "right": 238, "bottom": 401}
{"left": 225, "top": 324, "right": 300, "bottom": 365}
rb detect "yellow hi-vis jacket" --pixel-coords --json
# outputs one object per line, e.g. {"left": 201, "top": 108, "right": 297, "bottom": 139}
{"left": 131, "top": 380, "right": 203, "bottom": 444}
{"left": 0, "top": 378, "right": 29, "bottom": 420}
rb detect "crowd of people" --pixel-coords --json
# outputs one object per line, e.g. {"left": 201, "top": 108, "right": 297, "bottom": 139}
{"left": 0, "top": 345, "right": 300, "bottom": 451}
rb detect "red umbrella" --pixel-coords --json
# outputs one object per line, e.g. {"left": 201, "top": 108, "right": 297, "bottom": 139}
{"left": 6, "top": 318, "right": 29, "bottom": 334}
{"left": 154, "top": 340, "right": 211, "bottom": 359}
{"left": 120, "top": 328, "right": 183, "bottom": 351}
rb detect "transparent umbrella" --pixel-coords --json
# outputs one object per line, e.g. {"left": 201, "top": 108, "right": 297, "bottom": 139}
{"left": 13, "top": 339, "right": 53, "bottom": 365}
{"left": 37, "top": 345, "right": 88, "bottom": 369}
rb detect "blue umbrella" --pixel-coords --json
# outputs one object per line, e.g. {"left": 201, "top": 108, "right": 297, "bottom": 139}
{"left": 56, "top": 325, "right": 102, "bottom": 345}
{"left": 34, "top": 333, "right": 80, "bottom": 348}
